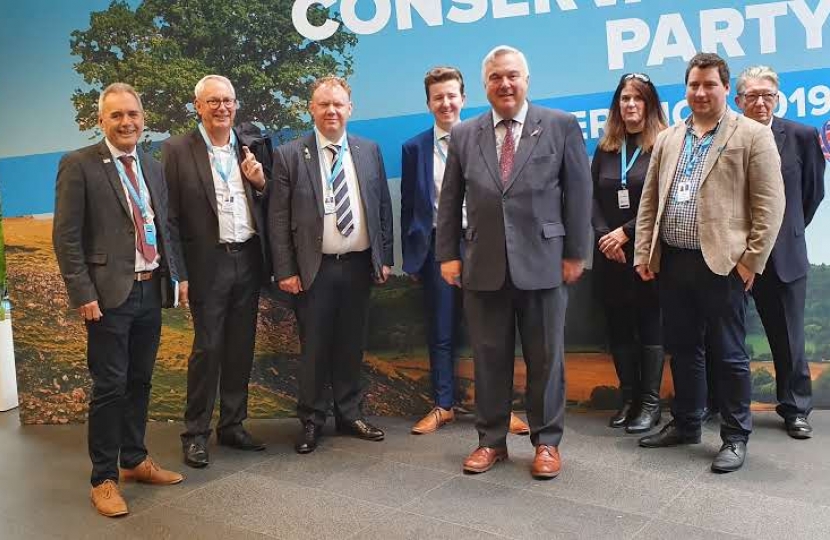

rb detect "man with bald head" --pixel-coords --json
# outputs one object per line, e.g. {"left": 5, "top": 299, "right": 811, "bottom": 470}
{"left": 163, "top": 75, "right": 269, "bottom": 468}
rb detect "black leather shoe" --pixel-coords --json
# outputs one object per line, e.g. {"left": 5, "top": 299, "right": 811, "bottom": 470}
{"left": 638, "top": 420, "right": 701, "bottom": 448}
{"left": 609, "top": 402, "right": 633, "bottom": 428}
{"left": 295, "top": 422, "right": 321, "bottom": 454}
{"left": 184, "top": 442, "right": 209, "bottom": 468}
{"left": 711, "top": 441, "right": 747, "bottom": 473}
{"left": 785, "top": 416, "right": 813, "bottom": 439}
{"left": 337, "top": 419, "right": 384, "bottom": 441}
{"left": 217, "top": 429, "right": 266, "bottom": 451}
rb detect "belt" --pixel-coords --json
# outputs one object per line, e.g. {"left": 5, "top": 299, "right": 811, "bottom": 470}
{"left": 218, "top": 238, "right": 255, "bottom": 253}
{"left": 135, "top": 270, "right": 156, "bottom": 282}
{"left": 322, "top": 249, "right": 369, "bottom": 261}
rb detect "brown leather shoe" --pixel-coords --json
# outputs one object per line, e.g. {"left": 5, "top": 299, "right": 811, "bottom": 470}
{"left": 90, "top": 480, "right": 128, "bottom": 517}
{"left": 120, "top": 457, "right": 184, "bottom": 485}
{"left": 411, "top": 407, "right": 455, "bottom": 434}
{"left": 509, "top": 413, "right": 530, "bottom": 435}
{"left": 531, "top": 445, "right": 561, "bottom": 479}
{"left": 463, "top": 446, "right": 508, "bottom": 473}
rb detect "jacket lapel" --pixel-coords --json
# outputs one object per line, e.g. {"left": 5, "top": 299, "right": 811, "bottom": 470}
{"left": 302, "top": 133, "right": 325, "bottom": 216}
{"left": 348, "top": 135, "right": 369, "bottom": 206}
{"left": 97, "top": 140, "right": 131, "bottom": 218}
{"left": 187, "top": 130, "right": 218, "bottom": 217}
{"left": 233, "top": 127, "right": 259, "bottom": 231}
{"left": 659, "top": 124, "right": 686, "bottom": 204}
{"left": 504, "top": 106, "right": 542, "bottom": 193}
{"left": 422, "top": 129, "right": 435, "bottom": 219}
{"left": 699, "top": 111, "right": 738, "bottom": 188}
{"left": 772, "top": 117, "right": 786, "bottom": 154}
{"left": 477, "top": 113, "right": 502, "bottom": 191}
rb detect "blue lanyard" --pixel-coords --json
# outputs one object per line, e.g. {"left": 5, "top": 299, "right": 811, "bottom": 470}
{"left": 682, "top": 129, "right": 715, "bottom": 179}
{"left": 198, "top": 123, "right": 238, "bottom": 183}
{"left": 434, "top": 132, "right": 448, "bottom": 164}
{"left": 113, "top": 155, "right": 150, "bottom": 221}
{"left": 324, "top": 137, "right": 350, "bottom": 190}
{"left": 620, "top": 138, "right": 641, "bottom": 188}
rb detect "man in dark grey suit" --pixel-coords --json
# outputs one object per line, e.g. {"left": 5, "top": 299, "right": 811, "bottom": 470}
{"left": 436, "top": 46, "right": 592, "bottom": 479}
{"left": 163, "top": 75, "right": 269, "bottom": 469}
{"left": 54, "top": 83, "right": 183, "bottom": 517}
{"left": 270, "top": 76, "right": 394, "bottom": 454}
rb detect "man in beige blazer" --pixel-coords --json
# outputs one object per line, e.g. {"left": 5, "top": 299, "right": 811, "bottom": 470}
{"left": 633, "top": 53, "right": 784, "bottom": 473}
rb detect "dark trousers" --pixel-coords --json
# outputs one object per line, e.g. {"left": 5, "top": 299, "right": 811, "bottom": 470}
{"left": 295, "top": 250, "right": 373, "bottom": 427}
{"left": 87, "top": 277, "right": 161, "bottom": 486}
{"left": 418, "top": 235, "right": 462, "bottom": 409}
{"left": 464, "top": 281, "right": 567, "bottom": 449}
{"left": 182, "top": 241, "right": 261, "bottom": 445}
{"left": 660, "top": 245, "right": 751, "bottom": 443}
{"left": 753, "top": 271, "right": 812, "bottom": 419}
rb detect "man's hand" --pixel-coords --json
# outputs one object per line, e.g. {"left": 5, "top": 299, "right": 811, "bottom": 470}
{"left": 441, "top": 260, "right": 462, "bottom": 287}
{"left": 635, "top": 264, "right": 656, "bottom": 281}
{"left": 279, "top": 275, "right": 303, "bottom": 295}
{"left": 178, "top": 280, "right": 189, "bottom": 308}
{"left": 78, "top": 300, "right": 103, "bottom": 322}
{"left": 735, "top": 261, "right": 755, "bottom": 291}
{"left": 562, "top": 259, "right": 585, "bottom": 284}
{"left": 597, "top": 227, "right": 629, "bottom": 258}
{"left": 602, "top": 245, "right": 627, "bottom": 264}
{"left": 374, "top": 265, "right": 392, "bottom": 284}
{"left": 241, "top": 146, "right": 266, "bottom": 190}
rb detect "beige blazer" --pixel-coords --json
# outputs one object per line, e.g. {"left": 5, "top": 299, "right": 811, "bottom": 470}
{"left": 634, "top": 109, "right": 784, "bottom": 276}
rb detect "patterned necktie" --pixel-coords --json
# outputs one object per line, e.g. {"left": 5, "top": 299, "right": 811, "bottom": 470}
{"left": 499, "top": 119, "right": 515, "bottom": 184}
{"left": 118, "top": 155, "right": 157, "bottom": 263}
{"left": 329, "top": 144, "right": 354, "bottom": 236}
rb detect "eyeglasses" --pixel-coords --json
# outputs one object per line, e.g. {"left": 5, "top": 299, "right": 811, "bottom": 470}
{"left": 203, "top": 97, "right": 237, "bottom": 110}
{"left": 738, "top": 92, "right": 778, "bottom": 104}
{"left": 623, "top": 73, "right": 651, "bottom": 83}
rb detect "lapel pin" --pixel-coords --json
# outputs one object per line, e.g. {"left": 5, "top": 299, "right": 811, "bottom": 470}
{"left": 530, "top": 128, "right": 541, "bottom": 137}
{"left": 103, "top": 158, "right": 111, "bottom": 163}
{"left": 303, "top": 147, "right": 311, "bottom": 161}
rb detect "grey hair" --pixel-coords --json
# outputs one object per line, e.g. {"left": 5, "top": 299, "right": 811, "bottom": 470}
{"left": 194, "top": 75, "right": 236, "bottom": 99}
{"left": 736, "top": 65, "right": 779, "bottom": 95}
{"left": 481, "top": 45, "right": 530, "bottom": 85}
{"left": 97, "top": 83, "right": 143, "bottom": 114}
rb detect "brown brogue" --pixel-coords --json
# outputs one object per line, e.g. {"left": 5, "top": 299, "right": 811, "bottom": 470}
{"left": 411, "top": 407, "right": 455, "bottom": 434}
{"left": 509, "top": 413, "right": 530, "bottom": 435}
{"left": 531, "top": 445, "right": 561, "bottom": 479}
{"left": 463, "top": 446, "right": 508, "bottom": 473}
{"left": 90, "top": 480, "right": 128, "bottom": 517}
{"left": 120, "top": 457, "right": 184, "bottom": 485}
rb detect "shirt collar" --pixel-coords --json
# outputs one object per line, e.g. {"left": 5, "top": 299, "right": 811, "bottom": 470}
{"left": 434, "top": 124, "right": 451, "bottom": 140}
{"left": 314, "top": 127, "right": 347, "bottom": 151}
{"left": 685, "top": 109, "right": 728, "bottom": 136}
{"left": 492, "top": 100, "right": 529, "bottom": 129}
{"left": 104, "top": 138, "right": 138, "bottom": 162}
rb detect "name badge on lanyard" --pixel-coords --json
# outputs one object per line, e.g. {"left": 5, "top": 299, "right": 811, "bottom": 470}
{"left": 114, "top": 157, "right": 156, "bottom": 246}
{"left": 675, "top": 130, "right": 714, "bottom": 203}
{"left": 324, "top": 139, "right": 349, "bottom": 215}
{"left": 618, "top": 138, "right": 641, "bottom": 209}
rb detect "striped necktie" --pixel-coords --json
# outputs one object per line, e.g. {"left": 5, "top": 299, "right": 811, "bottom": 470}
{"left": 329, "top": 144, "right": 354, "bottom": 236}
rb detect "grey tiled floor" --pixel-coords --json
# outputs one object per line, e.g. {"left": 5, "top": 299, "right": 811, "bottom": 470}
{"left": 1, "top": 409, "right": 828, "bottom": 539}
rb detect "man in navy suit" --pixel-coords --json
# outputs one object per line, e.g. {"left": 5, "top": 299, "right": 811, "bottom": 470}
{"left": 401, "top": 67, "right": 529, "bottom": 436}
{"left": 734, "top": 66, "right": 825, "bottom": 438}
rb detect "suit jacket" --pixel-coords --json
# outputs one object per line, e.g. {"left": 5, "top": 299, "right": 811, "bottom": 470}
{"left": 634, "top": 109, "right": 785, "bottom": 276}
{"left": 162, "top": 128, "right": 269, "bottom": 297}
{"left": 53, "top": 140, "right": 177, "bottom": 309}
{"left": 765, "top": 116, "right": 825, "bottom": 282}
{"left": 400, "top": 128, "right": 437, "bottom": 275}
{"left": 269, "top": 132, "right": 394, "bottom": 289}
{"left": 435, "top": 103, "right": 593, "bottom": 291}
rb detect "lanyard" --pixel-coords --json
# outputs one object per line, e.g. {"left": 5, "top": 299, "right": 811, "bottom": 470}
{"left": 682, "top": 129, "right": 715, "bottom": 179}
{"left": 620, "top": 138, "right": 642, "bottom": 188}
{"left": 434, "top": 132, "right": 448, "bottom": 164}
{"left": 113, "top": 155, "right": 150, "bottom": 222}
{"left": 198, "top": 123, "right": 238, "bottom": 183}
{"left": 324, "top": 137, "right": 350, "bottom": 190}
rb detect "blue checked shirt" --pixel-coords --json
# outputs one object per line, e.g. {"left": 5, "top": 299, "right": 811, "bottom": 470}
{"left": 660, "top": 116, "right": 722, "bottom": 250}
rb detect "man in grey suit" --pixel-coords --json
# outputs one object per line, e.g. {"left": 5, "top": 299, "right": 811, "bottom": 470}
{"left": 270, "top": 76, "right": 394, "bottom": 454}
{"left": 436, "top": 46, "right": 592, "bottom": 479}
{"left": 53, "top": 83, "right": 183, "bottom": 517}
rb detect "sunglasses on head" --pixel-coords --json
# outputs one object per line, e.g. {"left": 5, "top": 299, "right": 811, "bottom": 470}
{"left": 623, "top": 72, "right": 651, "bottom": 83}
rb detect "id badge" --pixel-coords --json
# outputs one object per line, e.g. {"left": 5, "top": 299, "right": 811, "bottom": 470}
{"left": 220, "top": 194, "right": 234, "bottom": 214}
{"left": 675, "top": 182, "right": 692, "bottom": 203}
{"left": 143, "top": 222, "right": 157, "bottom": 246}
{"left": 617, "top": 189, "right": 630, "bottom": 209}
{"left": 324, "top": 193, "right": 336, "bottom": 215}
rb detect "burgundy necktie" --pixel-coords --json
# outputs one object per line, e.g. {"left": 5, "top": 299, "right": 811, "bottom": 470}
{"left": 500, "top": 119, "right": 515, "bottom": 184}
{"left": 118, "top": 155, "right": 157, "bottom": 263}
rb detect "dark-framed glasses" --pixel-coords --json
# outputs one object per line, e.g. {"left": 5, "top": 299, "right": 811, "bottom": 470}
{"left": 203, "top": 97, "right": 237, "bottom": 110}
{"left": 623, "top": 72, "right": 651, "bottom": 83}
{"left": 739, "top": 92, "right": 778, "bottom": 104}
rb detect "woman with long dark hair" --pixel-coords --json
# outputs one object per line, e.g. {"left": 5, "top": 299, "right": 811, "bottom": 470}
{"left": 592, "top": 73, "right": 667, "bottom": 433}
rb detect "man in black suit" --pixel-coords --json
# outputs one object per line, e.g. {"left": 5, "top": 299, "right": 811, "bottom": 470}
{"left": 163, "top": 75, "right": 269, "bottom": 468}
{"left": 270, "top": 76, "right": 394, "bottom": 454}
{"left": 734, "top": 66, "right": 825, "bottom": 438}
{"left": 436, "top": 46, "right": 592, "bottom": 478}
{"left": 54, "top": 83, "right": 183, "bottom": 517}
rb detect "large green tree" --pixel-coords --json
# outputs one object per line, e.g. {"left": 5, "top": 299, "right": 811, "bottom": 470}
{"left": 70, "top": 0, "right": 357, "bottom": 139}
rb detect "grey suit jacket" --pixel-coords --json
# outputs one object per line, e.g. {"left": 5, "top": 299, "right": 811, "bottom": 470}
{"left": 435, "top": 104, "right": 593, "bottom": 291}
{"left": 53, "top": 140, "right": 177, "bottom": 309}
{"left": 269, "top": 132, "right": 394, "bottom": 289}
{"left": 162, "top": 128, "right": 268, "bottom": 298}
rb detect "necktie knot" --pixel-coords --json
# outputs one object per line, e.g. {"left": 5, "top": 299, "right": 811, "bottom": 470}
{"left": 118, "top": 155, "right": 135, "bottom": 167}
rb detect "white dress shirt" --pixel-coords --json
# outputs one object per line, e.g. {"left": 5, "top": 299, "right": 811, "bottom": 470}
{"left": 206, "top": 140, "right": 257, "bottom": 244}
{"left": 492, "top": 100, "right": 529, "bottom": 159}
